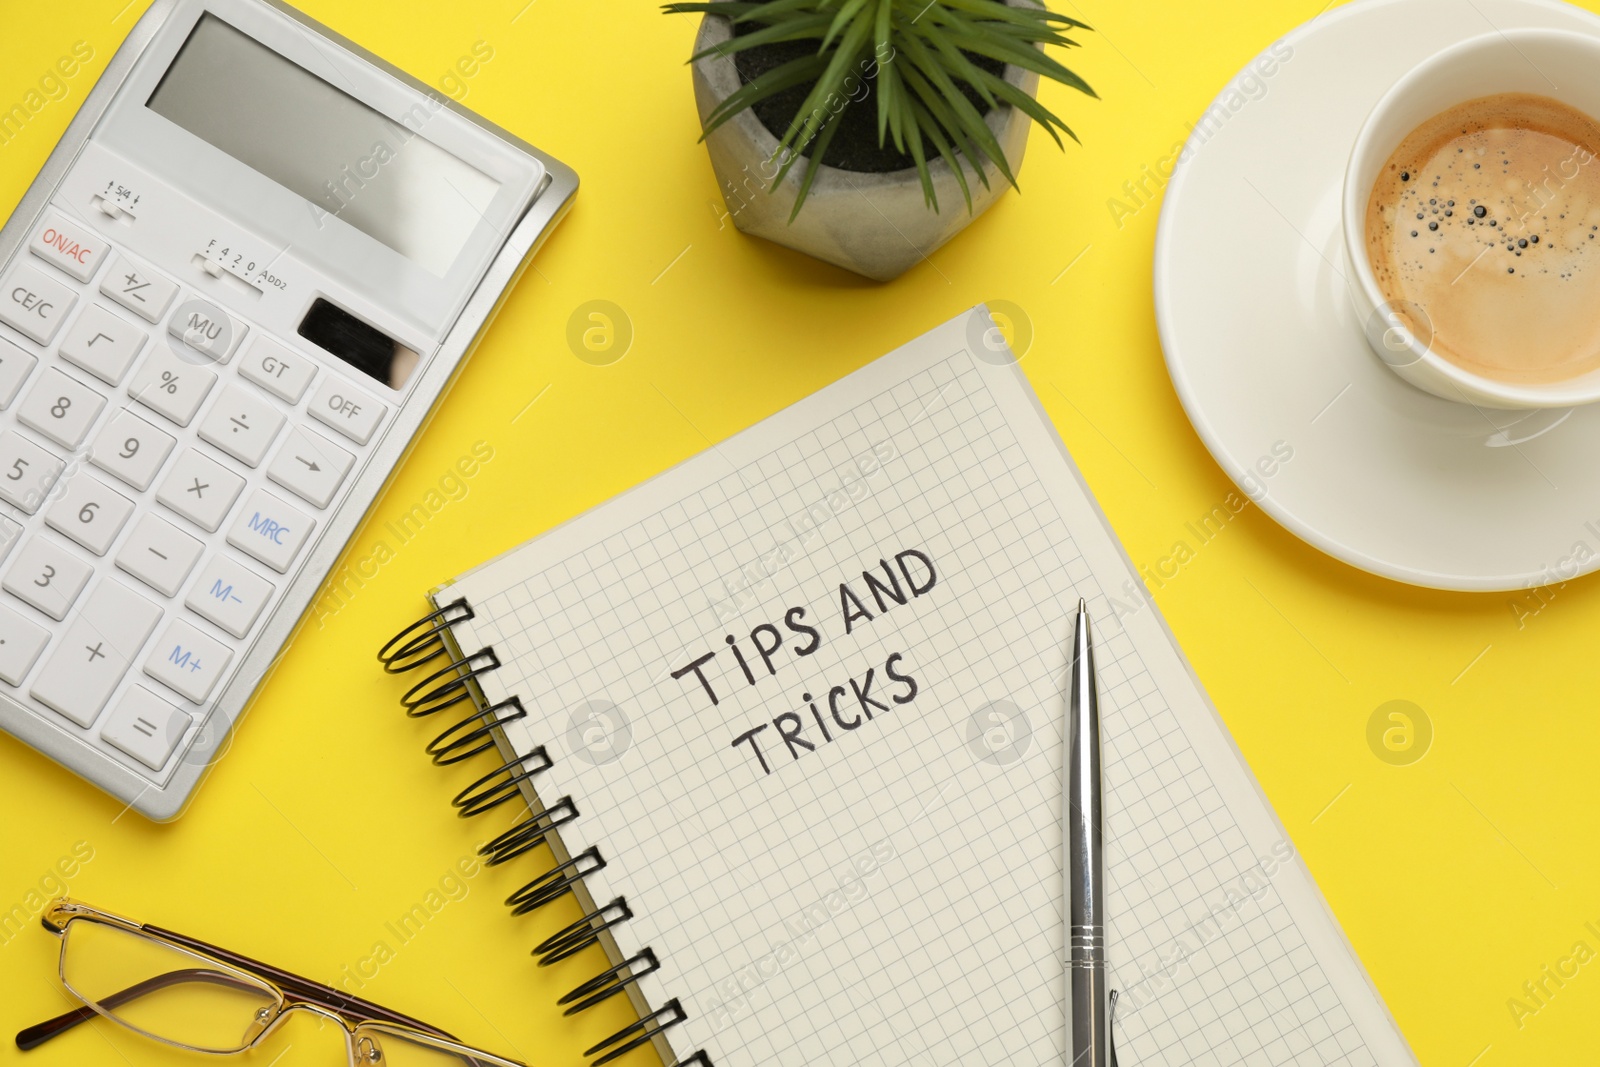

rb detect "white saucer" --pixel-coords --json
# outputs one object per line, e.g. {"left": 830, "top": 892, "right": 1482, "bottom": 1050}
{"left": 1154, "top": 0, "right": 1600, "bottom": 592}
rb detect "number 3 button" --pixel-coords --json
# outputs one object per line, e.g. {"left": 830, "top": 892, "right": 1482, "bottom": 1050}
{"left": 90, "top": 410, "right": 176, "bottom": 491}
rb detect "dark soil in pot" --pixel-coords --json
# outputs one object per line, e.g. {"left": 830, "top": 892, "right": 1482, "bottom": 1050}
{"left": 731, "top": 17, "right": 1007, "bottom": 173}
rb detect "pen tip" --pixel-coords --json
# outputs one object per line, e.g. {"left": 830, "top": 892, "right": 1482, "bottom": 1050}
{"left": 1079, "top": 597, "right": 1087, "bottom": 612}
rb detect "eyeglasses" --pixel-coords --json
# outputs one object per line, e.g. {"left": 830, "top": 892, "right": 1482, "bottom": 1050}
{"left": 17, "top": 899, "right": 525, "bottom": 1067}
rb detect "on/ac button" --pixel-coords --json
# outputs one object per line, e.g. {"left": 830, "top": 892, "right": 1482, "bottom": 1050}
{"left": 28, "top": 209, "right": 108, "bottom": 283}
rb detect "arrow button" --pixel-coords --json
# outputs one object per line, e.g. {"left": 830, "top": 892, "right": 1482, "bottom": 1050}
{"left": 267, "top": 426, "right": 353, "bottom": 509}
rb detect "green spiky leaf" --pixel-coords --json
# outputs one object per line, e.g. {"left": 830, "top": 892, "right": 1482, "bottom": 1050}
{"left": 663, "top": 0, "right": 1096, "bottom": 217}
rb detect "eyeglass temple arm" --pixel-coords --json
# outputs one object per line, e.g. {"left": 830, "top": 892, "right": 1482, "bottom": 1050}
{"left": 17, "top": 923, "right": 460, "bottom": 1053}
{"left": 16, "top": 967, "right": 260, "bottom": 1051}
{"left": 146, "top": 923, "right": 460, "bottom": 1040}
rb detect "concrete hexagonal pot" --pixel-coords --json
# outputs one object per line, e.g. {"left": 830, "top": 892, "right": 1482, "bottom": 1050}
{"left": 690, "top": 13, "right": 1040, "bottom": 282}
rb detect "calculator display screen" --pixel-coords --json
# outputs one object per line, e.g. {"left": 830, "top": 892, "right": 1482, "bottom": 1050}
{"left": 147, "top": 14, "right": 500, "bottom": 278}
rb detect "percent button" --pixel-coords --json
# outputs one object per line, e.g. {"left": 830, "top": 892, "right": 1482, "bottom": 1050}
{"left": 128, "top": 345, "right": 218, "bottom": 427}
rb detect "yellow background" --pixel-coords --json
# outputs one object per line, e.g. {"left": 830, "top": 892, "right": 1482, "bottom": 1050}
{"left": 1, "top": 1, "right": 1595, "bottom": 1064}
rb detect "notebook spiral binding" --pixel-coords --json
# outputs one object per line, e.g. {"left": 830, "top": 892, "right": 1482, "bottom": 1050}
{"left": 379, "top": 601, "right": 712, "bottom": 1067}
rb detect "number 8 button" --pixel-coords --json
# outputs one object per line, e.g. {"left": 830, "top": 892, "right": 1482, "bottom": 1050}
{"left": 17, "top": 367, "right": 106, "bottom": 449}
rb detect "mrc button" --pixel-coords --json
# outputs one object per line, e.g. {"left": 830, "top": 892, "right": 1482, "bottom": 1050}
{"left": 308, "top": 376, "right": 384, "bottom": 445}
{"left": 0, "top": 261, "right": 78, "bottom": 345}
{"left": 225, "top": 489, "right": 314, "bottom": 573}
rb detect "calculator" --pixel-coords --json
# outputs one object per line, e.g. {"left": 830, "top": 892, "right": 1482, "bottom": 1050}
{"left": 0, "top": 0, "right": 575, "bottom": 819}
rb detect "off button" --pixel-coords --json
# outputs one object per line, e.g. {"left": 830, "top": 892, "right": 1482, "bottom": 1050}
{"left": 308, "top": 376, "right": 384, "bottom": 445}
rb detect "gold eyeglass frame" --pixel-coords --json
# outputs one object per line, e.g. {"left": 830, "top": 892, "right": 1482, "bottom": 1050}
{"left": 17, "top": 899, "right": 526, "bottom": 1067}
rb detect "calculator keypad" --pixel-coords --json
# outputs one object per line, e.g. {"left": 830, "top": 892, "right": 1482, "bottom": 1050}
{"left": 0, "top": 220, "right": 392, "bottom": 782}
{"left": 19, "top": 368, "right": 106, "bottom": 449}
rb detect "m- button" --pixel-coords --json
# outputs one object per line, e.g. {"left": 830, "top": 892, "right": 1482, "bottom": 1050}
{"left": 0, "top": 262, "right": 77, "bottom": 345}
{"left": 308, "top": 377, "right": 384, "bottom": 445}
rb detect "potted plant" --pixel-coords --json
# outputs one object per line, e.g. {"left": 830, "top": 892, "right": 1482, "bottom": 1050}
{"left": 664, "top": 0, "right": 1095, "bottom": 281}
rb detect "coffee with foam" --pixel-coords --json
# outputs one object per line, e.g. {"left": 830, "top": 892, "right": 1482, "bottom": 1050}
{"left": 1365, "top": 93, "right": 1600, "bottom": 384}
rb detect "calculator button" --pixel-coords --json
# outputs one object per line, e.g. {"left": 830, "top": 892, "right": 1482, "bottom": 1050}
{"left": 0, "top": 339, "right": 38, "bottom": 408}
{"left": 0, "top": 517, "right": 22, "bottom": 565}
{"left": 308, "top": 377, "right": 384, "bottom": 445}
{"left": 185, "top": 555, "right": 273, "bottom": 638}
{"left": 197, "top": 384, "right": 285, "bottom": 468}
{"left": 167, "top": 297, "right": 246, "bottom": 363}
{"left": 4, "top": 537, "right": 94, "bottom": 620}
{"left": 116, "top": 514, "right": 204, "bottom": 597}
{"left": 44, "top": 472, "right": 134, "bottom": 556}
{"left": 18, "top": 368, "right": 107, "bottom": 449}
{"left": 100, "top": 687, "right": 192, "bottom": 770}
{"left": 0, "top": 432, "right": 65, "bottom": 514}
{"left": 28, "top": 210, "right": 108, "bottom": 283}
{"left": 0, "top": 601, "right": 49, "bottom": 686}
{"left": 239, "top": 337, "right": 315, "bottom": 403}
{"left": 99, "top": 254, "right": 177, "bottom": 323}
{"left": 59, "top": 304, "right": 146, "bottom": 385}
{"left": 32, "top": 579, "right": 161, "bottom": 725}
{"left": 0, "top": 261, "right": 77, "bottom": 345}
{"left": 225, "top": 489, "right": 314, "bottom": 573}
{"left": 143, "top": 617, "right": 232, "bottom": 703}
{"left": 156, "top": 449, "right": 245, "bottom": 533}
{"left": 267, "top": 427, "right": 353, "bottom": 509}
{"left": 90, "top": 410, "right": 175, "bottom": 491}
{"left": 129, "top": 346, "right": 217, "bottom": 426}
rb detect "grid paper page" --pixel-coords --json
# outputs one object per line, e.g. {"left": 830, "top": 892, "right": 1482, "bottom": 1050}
{"left": 443, "top": 308, "right": 1415, "bottom": 1067}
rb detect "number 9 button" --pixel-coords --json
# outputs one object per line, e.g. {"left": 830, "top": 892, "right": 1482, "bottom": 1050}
{"left": 89, "top": 409, "right": 175, "bottom": 491}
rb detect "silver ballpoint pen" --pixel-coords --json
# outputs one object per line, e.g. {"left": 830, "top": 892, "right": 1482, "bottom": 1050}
{"left": 1067, "top": 597, "right": 1111, "bottom": 1067}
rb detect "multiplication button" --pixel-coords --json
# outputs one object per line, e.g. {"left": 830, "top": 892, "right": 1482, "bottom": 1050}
{"left": 156, "top": 449, "right": 244, "bottom": 533}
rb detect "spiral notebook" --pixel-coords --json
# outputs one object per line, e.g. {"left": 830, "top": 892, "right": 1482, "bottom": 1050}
{"left": 379, "top": 307, "right": 1417, "bottom": 1067}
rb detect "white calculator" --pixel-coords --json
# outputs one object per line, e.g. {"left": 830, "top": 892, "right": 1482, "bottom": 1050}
{"left": 0, "top": 0, "right": 575, "bottom": 819}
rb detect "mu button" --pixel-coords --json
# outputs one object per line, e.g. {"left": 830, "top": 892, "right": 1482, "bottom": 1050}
{"left": 225, "top": 489, "right": 314, "bottom": 573}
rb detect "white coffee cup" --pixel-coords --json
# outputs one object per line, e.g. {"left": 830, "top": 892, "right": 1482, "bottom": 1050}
{"left": 1343, "top": 28, "right": 1600, "bottom": 409}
